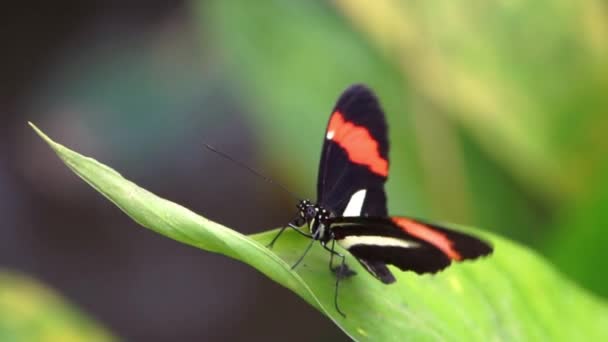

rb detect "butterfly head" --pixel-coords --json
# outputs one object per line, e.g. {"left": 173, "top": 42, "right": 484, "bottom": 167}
{"left": 295, "top": 200, "right": 332, "bottom": 242}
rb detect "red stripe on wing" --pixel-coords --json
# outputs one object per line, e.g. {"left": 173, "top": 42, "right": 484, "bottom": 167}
{"left": 327, "top": 111, "right": 388, "bottom": 177}
{"left": 392, "top": 217, "right": 462, "bottom": 260}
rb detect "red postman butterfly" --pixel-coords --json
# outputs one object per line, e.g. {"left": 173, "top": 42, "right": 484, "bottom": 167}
{"left": 267, "top": 84, "right": 492, "bottom": 316}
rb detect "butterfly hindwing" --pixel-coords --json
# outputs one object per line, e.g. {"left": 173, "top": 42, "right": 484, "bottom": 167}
{"left": 329, "top": 216, "right": 492, "bottom": 279}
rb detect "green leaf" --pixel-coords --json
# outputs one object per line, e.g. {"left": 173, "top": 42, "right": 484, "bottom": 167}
{"left": 0, "top": 269, "right": 116, "bottom": 342}
{"left": 30, "top": 122, "right": 608, "bottom": 341}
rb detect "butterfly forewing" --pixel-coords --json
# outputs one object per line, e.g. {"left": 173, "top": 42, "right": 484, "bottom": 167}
{"left": 317, "top": 84, "right": 389, "bottom": 216}
{"left": 316, "top": 85, "right": 395, "bottom": 282}
{"left": 391, "top": 217, "right": 493, "bottom": 261}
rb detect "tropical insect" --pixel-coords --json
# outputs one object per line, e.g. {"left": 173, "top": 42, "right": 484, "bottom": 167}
{"left": 267, "top": 84, "right": 493, "bottom": 316}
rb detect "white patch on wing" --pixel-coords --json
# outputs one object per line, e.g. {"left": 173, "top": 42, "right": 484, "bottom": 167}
{"left": 342, "top": 189, "right": 367, "bottom": 217}
{"left": 338, "top": 236, "right": 419, "bottom": 249}
{"left": 326, "top": 130, "right": 335, "bottom": 140}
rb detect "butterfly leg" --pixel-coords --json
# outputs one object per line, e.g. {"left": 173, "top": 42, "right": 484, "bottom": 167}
{"left": 322, "top": 240, "right": 356, "bottom": 318}
{"left": 267, "top": 222, "right": 312, "bottom": 249}
{"left": 290, "top": 238, "right": 316, "bottom": 270}
{"left": 289, "top": 223, "right": 314, "bottom": 238}
{"left": 323, "top": 240, "right": 356, "bottom": 278}
{"left": 266, "top": 226, "right": 288, "bottom": 248}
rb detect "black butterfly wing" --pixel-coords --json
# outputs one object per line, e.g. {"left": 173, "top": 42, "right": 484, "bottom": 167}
{"left": 317, "top": 85, "right": 394, "bottom": 281}
{"left": 390, "top": 217, "right": 493, "bottom": 262}
{"left": 328, "top": 216, "right": 492, "bottom": 282}
{"left": 317, "top": 84, "right": 389, "bottom": 217}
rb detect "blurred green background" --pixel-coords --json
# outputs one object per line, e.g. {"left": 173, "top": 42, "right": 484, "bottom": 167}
{"left": 2, "top": 1, "right": 607, "bottom": 340}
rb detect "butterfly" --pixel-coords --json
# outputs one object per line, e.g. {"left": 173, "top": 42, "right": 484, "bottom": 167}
{"left": 267, "top": 84, "right": 492, "bottom": 316}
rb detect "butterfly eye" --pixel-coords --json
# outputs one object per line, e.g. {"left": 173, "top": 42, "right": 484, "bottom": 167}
{"left": 306, "top": 207, "right": 316, "bottom": 218}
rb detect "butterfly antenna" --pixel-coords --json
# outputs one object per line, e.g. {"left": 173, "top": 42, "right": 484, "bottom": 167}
{"left": 203, "top": 144, "right": 301, "bottom": 201}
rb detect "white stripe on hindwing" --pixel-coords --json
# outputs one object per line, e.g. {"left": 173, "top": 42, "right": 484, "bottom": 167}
{"left": 338, "top": 235, "right": 419, "bottom": 249}
{"left": 342, "top": 189, "right": 367, "bottom": 217}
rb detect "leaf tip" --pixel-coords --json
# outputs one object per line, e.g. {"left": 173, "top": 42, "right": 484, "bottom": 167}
{"left": 28, "top": 121, "right": 39, "bottom": 132}
{"left": 29, "top": 121, "right": 62, "bottom": 151}
{"left": 29, "top": 121, "right": 47, "bottom": 139}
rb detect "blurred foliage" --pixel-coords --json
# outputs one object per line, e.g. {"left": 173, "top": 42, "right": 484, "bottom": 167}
{"left": 30, "top": 123, "right": 608, "bottom": 341}
{"left": 0, "top": 270, "right": 115, "bottom": 342}
{"left": 196, "top": 0, "right": 608, "bottom": 298}
{"left": 548, "top": 165, "right": 608, "bottom": 297}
